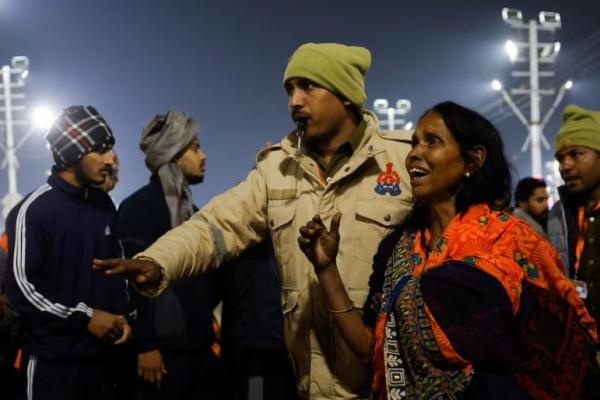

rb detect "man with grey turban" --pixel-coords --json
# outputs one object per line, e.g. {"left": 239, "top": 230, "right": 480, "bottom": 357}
{"left": 116, "top": 111, "right": 221, "bottom": 399}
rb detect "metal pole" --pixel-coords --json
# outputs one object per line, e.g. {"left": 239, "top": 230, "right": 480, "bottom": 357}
{"left": 1, "top": 65, "right": 23, "bottom": 219}
{"left": 528, "top": 20, "right": 542, "bottom": 177}
{"left": 387, "top": 107, "right": 395, "bottom": 130}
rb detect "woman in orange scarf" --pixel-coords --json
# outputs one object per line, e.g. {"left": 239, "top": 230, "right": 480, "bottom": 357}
{"left": 298, "top": 102, "right": 598, "bottom": 399}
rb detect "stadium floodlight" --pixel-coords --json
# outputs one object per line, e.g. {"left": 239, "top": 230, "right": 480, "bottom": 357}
{"left": 564, "top": 80, "right": 573, "bottom": 90}
{"left": 540, "top": 41, "right": 560, "bottom": 59}
{"left": 553, "top": 42, "right": 561, "bottom": 55}
{"left": 10, "top": 56, "right": 29, "bottom": 84}
{"left": 502, "top": 8, "right": 523, "bottom": 25}
{"left": 539, "top": 11, "right": 561, "bottom": 28}
{"left": 504, "top": 40, "right": 519, "bottom": 62}
{"left": 395, "top": 99, "right": 411, "bottom": 115}
{"left": 373, "top": 98, "right": 412, "bottom": 130}
{"left": 373, "top": 99, "right": 389, "bottom": 114}
{"left": 491, "top": 79, "right": 503, "bottom": 91}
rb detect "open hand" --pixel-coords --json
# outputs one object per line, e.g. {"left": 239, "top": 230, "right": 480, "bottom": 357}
{"left": 138, "top": 349, "right": 168, "bottom": 389}
{"left": 298, "top": 212, "right": 342, "bottom": 273}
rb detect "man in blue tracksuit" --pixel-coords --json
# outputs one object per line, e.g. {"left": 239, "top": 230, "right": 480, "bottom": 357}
{"left": 4, "top": 105, "right": 133, "bottom": 400}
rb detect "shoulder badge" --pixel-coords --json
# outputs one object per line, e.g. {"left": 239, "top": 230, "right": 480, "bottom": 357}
{"left": 375, "top": 162, "right": 401, "bottom": 196}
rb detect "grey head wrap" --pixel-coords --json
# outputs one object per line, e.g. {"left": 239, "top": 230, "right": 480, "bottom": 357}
{"left": 140, "top": 111, "right": 198, "bottom": 227}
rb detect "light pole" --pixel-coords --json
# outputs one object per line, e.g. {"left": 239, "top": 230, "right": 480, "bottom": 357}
{"left": 0, "top": 56, "right": 55, "bottom": 220}
{"left": 493, "top": 8, "right": 565, "bottom": 178}
{"left": 1, "top": 56, "right": 29, "bottom": 219}
{"left": 373, "top": 98, "right": 413, "bottom": 130}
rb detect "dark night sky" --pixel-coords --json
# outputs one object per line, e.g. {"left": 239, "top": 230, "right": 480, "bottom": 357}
{"left": 1, "top": 0, "right": 599, "bottom": 227}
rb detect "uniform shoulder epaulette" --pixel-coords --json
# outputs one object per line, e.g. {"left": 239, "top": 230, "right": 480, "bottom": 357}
{"left": 256, "top": 142, "right": 283, "bottom": 163}
{"left": 377, "top": 129, "right": 413, "bottom": 143}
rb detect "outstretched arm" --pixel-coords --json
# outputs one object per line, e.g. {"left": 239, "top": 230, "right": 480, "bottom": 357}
{"left": 298, "top": 213, "right": 373, "bottom": 364}
{"left": 93, "top": 257, "right": 164, "bottom": 295}
{"left": 95, "top": 165, "right": 270, "bottom": 295}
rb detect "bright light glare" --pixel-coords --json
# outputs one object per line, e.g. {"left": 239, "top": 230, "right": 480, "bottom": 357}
{"left": 32, "top": 106, "right": 57, "bottom": 130}
{"left": 20, "top": 69, "right": 29, "bottom": 80}
{"left": 504, "top": 40, "right": 518, "bottom": 62}
{"left": 553, "top": 42, "right": 561, "bottom": 55}
{"left": 491, "top": 79, "right": 503, "bottom": 91}
{"left": 564, "top": 80, "right": 573, "bottom": 90}
{"left": 404, "top": 121, "right": 413, "bottom": 130}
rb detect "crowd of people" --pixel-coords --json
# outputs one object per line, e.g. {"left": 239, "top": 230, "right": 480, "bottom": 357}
{"left": 0, "top": 41, "right": 599, "bottom": 400}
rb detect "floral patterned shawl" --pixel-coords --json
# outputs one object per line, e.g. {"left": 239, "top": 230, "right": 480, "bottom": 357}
{"left": 371, "top": 204, "right": 597, "bottom": 400}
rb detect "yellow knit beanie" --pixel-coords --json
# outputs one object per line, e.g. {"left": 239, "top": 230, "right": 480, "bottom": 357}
{"left": 283, "top": 43, "right": 371, "bottom": 110}
{"left": 555, "top": 104, "right": 600, "bottom": 154}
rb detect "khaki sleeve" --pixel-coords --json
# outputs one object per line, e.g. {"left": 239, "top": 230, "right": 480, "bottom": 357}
{"left": 136, "top": 165, "right": 269, "bottom": 291}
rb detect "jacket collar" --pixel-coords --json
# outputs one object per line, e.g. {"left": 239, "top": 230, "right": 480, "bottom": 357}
{"left": 279, "top": 110, "right": 381, "bottom": 158}
{"left": 48, "top": 173, "right": 101, "bottom": 200}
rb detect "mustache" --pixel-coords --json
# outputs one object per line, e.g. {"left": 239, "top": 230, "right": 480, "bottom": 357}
{"left": 292, "top": 112, "right": 308, "bottom": 123}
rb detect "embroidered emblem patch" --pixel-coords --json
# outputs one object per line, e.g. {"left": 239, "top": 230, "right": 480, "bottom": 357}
{"left": 375, "top": 162, "right": 401, "bottom": 196}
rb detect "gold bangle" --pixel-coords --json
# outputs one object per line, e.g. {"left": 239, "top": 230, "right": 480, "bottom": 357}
{"left": 328, "top": 303, "right": 355, "bottom": 314}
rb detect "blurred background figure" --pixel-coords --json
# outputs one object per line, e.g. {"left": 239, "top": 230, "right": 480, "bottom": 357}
{"left": 548, "top": 105, "right": 600, "bottom": 393}
{"left": 513, "top": 177, "right": 549, "bottom": 238}
{"left": 218, "top": 240, "right": 298, "bottom": 400}
{"left": 116, "top": 111, "right": 223, "bottom": 400}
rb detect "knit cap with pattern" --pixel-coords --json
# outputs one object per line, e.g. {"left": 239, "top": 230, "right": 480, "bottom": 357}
{"left": 46, "top": 105, "right": 114, "bottom": 168}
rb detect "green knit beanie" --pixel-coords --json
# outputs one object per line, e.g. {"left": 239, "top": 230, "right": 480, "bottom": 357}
{"left": 555, "top": 104, "right": 600, "bottom": 154}
{"left": 283, "top": 43, "right": 371, "bottom": 110}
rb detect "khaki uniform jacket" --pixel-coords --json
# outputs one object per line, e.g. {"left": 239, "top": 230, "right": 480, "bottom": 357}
{"left": 139, "top": 111, "right": 413, "bottom": 399}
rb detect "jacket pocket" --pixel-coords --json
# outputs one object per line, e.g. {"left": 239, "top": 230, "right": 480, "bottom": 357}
{"left": 267, "top": 206, "right": 296, "bottom": 267}
{"left": 352, "top": 199, "right": 410, "bottom": 264}
{"left": 281, "top": 287, "right": 300, "bottom": 315}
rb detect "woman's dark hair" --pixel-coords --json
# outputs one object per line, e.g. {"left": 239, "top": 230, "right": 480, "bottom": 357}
{"left": 418, "top": 101, "right": 512, "bottom": 214}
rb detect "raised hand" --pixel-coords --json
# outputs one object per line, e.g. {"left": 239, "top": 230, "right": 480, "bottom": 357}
{"left": 298, "top": 212, "right": 342, "bottom": 273}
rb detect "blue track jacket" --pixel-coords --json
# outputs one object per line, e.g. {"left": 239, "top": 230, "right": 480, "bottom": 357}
{"left": 4, "top": 174, "right": 131, "bottom": 361}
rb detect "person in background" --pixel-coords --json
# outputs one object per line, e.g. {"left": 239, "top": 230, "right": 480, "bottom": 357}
{"left": 116, "top": 111, "right": 222, "bottom": 400}
{"left": 4, "top": 105, "right": 133, "bottom": 400}
{"left": 95, "top": 42, "right": 414, "bottom": 399}
{"left": 299, "top": 101, "right": 598, "bottom": 399}
{"left": 218, "top": 239, "right": 298, "bottom": 400}
{"left": 548, "top": 104, "right": 600, "bottom": 394}
{"left": 513, "top": 177, "right": 549, "bottom": 239}
{"left": 0, "top": 231, "right": 25, "bottom": 400}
